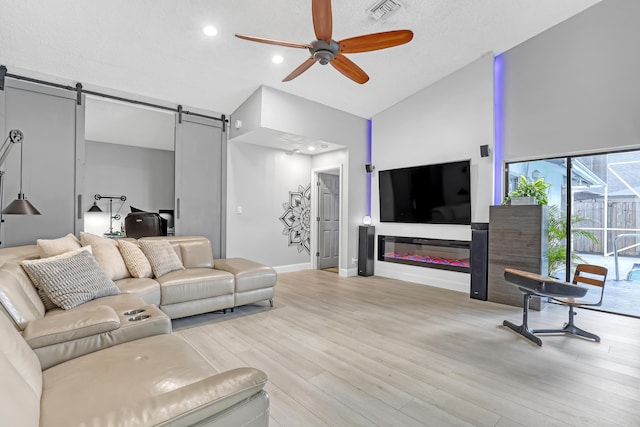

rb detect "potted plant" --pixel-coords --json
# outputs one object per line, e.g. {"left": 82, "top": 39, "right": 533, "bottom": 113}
{"left": 503, "top": 175, "right": 550, "bottom": 205}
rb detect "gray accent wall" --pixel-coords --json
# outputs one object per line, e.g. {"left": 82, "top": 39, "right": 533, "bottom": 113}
{"left": 501, "top": 0, "right": 640, "bottom": 161}
{"left": 1, "top": 80, "right": 81, "bottom": 247}
{"left": 84, "top": 140, "right": 174, "bottom": 232}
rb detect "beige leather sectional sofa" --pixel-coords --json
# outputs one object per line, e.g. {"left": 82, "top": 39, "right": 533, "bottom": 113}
{"left": 0, "top": 234, "right": 276, "bottom": 426}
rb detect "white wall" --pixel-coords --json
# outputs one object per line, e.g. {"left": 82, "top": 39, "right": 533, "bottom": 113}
{"left": 260, "top": 87, "right": 369, "bottom": 274}
{"left": 84, "top": 140, "right": 174, "bottom": 234}
{"left": 501, "top": 0, "right": 640, "bottom": 161}
{"left": 230, "top": 86, "right": 369, "bottom": 274}
{"left": 226, "top": 142, "right": 312, "bottom": 268}
{"left": 371, "top": 53, "right": 495, "bottom": 292}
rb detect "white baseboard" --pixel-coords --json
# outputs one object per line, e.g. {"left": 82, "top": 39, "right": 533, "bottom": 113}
{"left": 341, "top": 267, "right": 358, "bottom": 277}
{"left": 274, "top": 264, "right": 357, "bottom": 277}
{"left": 274, "top": 262, "right": 311, "bottom": 274}
{"left": 375, "top": 263, "right": 469, "bottom": 294}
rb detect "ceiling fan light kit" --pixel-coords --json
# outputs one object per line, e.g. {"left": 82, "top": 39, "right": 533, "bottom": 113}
{"left": 235, "top": 0, "right": 413, "bottom": 84}
{"left": 311, "top": 40, "right": 339, "bottom": 65}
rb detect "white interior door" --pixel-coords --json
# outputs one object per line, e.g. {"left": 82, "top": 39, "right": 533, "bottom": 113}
{"left": 317, "top": 172, "right": 340, "bottom": 269}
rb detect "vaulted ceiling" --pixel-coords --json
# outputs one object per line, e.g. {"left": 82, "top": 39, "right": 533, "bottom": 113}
{"left": 1, "top": 0, "right": 600, "bottom": 120}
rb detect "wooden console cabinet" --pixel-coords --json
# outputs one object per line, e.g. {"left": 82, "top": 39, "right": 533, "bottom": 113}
{"left": 487, "top": 205, "right": 549, "bottom": 310}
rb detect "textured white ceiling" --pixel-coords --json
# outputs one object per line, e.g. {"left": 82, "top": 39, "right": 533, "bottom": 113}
{"left": 84, "top": 97, "right": 175, "bottom": 150}
{"left": 1, "top": 0, "right": 600, "bottom": 120}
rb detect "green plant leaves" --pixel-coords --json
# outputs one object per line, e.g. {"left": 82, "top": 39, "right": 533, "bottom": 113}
{"left": 503, "top": 175, "right": 550, "bottom": 205}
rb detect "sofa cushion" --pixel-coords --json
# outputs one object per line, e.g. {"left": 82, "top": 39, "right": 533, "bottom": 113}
{"left": 40, "top": 334, "right": 267, "bottom": 427}
{"left": 80, "top": 232, "right": 131, "bottom": 281}
{"left": 214, "top": 258, "right": 278, "bottom": 293}
{"left": 114, "top": 277, "right": 161, "bottom": 306}
{"left": 139, "top": 239, "right": 184, "bottom": 278}
{"left": 0, "top": 312, "right": 42, "bottom": 427}
{"left": 21, "top": 249, "right": 120, "bottom": 310}
{"left": 34, "top": 295, "right": 171, "bottom": 370}
{"left": 140, "top": 236, "right": 216, "bottom": 267}
{"left": 37, "top": 233, "right": 81, "bottom": 258}
{"left": 23, "top": 305, "right": 120, "bottom": 349}
{"left": 177, "top": 238, "right": 214, "bottom": 268}
{"left": 116, "top": 239, "right": 152, "bottom": 278}
{"left": 157, "top": 268, "right": 234, "bottom": 305}
{"left": 0, "top": 261, "right": 46, "bottom": 329}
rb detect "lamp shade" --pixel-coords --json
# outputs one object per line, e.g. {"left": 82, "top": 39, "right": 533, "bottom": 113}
{"left": 2, "top": 193, "right": 41, "bottom": 215}
{"left": 88, "top": 202, "right": 103, "bottom": 212}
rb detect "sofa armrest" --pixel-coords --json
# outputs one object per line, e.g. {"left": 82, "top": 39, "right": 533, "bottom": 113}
{"left": 157, "top": 367, "right": 269, "bottom": 425}
{"left": 40, "top": 334, "right": 269, "bottom": 426}
{"left": 23, "top": 305, "right": 120, "bottom": 349}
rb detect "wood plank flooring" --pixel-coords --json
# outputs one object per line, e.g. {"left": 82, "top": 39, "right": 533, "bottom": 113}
{"left": 173, "top": 270, "right": 640, "bottom": 427}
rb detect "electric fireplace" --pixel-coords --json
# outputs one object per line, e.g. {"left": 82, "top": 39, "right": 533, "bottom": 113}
{"left": 378, "top": 235, "right": 470, "bottom": 273}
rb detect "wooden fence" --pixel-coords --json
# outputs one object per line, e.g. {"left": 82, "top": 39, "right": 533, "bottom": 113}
{"left": 573, "top": 200, "right": 640, "bottom": 256}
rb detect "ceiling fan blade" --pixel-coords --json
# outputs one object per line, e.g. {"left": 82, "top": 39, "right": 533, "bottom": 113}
{"left": 235, "top": 34, "right": 312, "bottom": 49}
{"left": 283, "top": 57, "right": 317, "bottom": 82}
{"left": 330, "top": 54, "right": 369, "bottom": 84}
{"left": 312, "top": 0, "right": 333, "bottom": 43}
{"left": 339, "top": 30, "right": 414, "bottom": 54}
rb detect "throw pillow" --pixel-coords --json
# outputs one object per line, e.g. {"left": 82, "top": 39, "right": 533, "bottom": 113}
{"left": 138, "top": 239, "right": 184, "bottom": 278}
{"left": 117, "top": 240, "right": 153, "bottom": 278}
{"left": 22, "top": 246, "right": 93, "bottom": 310}
{"left": 37, "top": 233, "right": 81, "bottom": 258}
{"left": 21, "top": 248, "right": 119, "bottom": 310}
{"left": 80, "top": 232, "right": 131, "bottom": 280}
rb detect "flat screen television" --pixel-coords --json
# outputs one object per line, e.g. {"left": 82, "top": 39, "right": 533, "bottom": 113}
{"left": 378, "top": 160, "right": 471, "bottom": 224}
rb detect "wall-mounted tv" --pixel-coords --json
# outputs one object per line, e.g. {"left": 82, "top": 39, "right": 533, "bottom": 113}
{"left": 378, "top": 160, "right": 471, "bottom": 225}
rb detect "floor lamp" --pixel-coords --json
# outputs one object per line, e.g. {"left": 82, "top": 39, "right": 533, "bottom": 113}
{"left": 0, "top": 129, "right": 41, "bottom": 245}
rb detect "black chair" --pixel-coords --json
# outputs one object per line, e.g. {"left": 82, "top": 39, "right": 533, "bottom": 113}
{"left": 535, "top": 264, "right": 607, "bottom": 342}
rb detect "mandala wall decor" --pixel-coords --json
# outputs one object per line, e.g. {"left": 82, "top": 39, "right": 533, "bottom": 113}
{"left": 279, "top": 184, "right": 311, "bottom": 254}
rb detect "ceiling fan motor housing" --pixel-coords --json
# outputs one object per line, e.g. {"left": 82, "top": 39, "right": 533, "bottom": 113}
{"left": 310, "top": 40, "right": 339, "bottom": 65}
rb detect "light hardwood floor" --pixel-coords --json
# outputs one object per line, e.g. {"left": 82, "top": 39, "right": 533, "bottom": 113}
{"left": 173, "top": 270, "right": 640, "bottom": 427}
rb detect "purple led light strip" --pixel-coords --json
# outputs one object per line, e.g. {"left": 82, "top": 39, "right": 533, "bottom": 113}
{"left": 493, "top": 55, "right": 505, "bottom": 205}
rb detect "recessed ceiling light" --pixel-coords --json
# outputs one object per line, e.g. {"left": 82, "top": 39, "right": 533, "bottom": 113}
{"left": 307, "top": 145, "right": 316, "bottom": 151}
{"left": 203, "top": 25, "right": 218, "bottom": 37}
{"left": 272, "top": 55, "right": 284, "bottom": 64}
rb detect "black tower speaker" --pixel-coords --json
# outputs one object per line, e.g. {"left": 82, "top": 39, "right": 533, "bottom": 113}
{"left": 470, "top": 222, "right": 489, "bottom": 300}
{"left": 358, "top": 225, "right": 375, "bottom": 276}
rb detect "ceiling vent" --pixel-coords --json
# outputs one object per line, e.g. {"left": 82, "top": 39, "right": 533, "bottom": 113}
{"left": 367, "top": 0, "right": 403, "bottom": 22}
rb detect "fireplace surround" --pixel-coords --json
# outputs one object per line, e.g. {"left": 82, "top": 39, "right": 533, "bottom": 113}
{"left": 377, "top": 235, "right": 470, "bottom": 273}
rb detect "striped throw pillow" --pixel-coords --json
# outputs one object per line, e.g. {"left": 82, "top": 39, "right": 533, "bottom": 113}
{"left": 138, "top": 240, "right": 184, "bottom": 278}
{"left": 21, "top": 249, "right": 120, "bottom": 310}
{"left": 117, "top": 240, "right": 153, "bottom": 278}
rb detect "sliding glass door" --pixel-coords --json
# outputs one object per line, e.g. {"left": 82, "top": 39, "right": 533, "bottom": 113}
{"left": 507, "top": 149, "right": 640, "bottom": 317}
{"left": 506, "top": 158, "right": 569, "bottom": 280}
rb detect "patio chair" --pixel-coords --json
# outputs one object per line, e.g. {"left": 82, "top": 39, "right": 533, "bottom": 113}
{"left": 534, "top": 264, "right": 608, "bottom": 342}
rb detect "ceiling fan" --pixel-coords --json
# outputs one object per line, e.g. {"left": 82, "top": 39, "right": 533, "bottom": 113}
{"left": 235, "top": 0, "right": 413, "bottom": 84}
